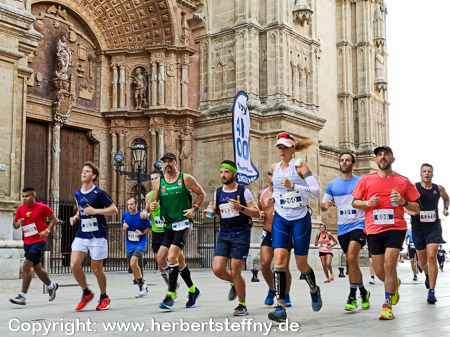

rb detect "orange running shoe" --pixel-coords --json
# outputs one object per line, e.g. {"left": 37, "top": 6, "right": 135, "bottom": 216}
{"left": 378, "top": 303, "right": 394, "bottom": 320}
{"left": 76, "top": 292, "right": 94, "bottom": 311}
{"left": 96, "top": 296, "right": 111, "bottom": 311}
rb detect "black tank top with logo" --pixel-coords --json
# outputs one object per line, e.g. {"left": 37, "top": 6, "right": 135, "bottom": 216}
{"left": 411, "top": 183, "right": 440, "bottom": 227}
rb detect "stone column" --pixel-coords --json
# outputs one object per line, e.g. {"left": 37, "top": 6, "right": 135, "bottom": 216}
{"left": 150, "top": 130, "right": 157, "bottom": 165}
{"left": 151, "top": 62, "right": 157, "bottom": 106}
{"left": 179, "top": 129, "right": 193, "bottom": 173}
{"left": 158, "top": 130, "right": 165, "bottom": 159}
{"left": 110, "top": 131, "right": 118, "bottom": 202}
{"left": 50, "top": 122, "right": 62, "bottom": 202}
{"left": 158, "top": 61, "right": 165, "bottom": 105}
{"left": 112, "top": 64, "right": 118, "bottom": 109}
{"left": 181, "top": 55, "right": 189, "bottom": 107}
{"left": 118, "top": 131, "right": 125, "bottom": 204}
{"left": 119, "top": 64, "right": 126, "bottom": 109}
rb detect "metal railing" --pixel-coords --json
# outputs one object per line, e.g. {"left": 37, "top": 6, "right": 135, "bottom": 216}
{"left": 43, "top": 200, "right": 218, "bottom": 274}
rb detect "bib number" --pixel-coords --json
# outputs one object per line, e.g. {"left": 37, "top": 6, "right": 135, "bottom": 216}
{"left": 22, "top": 223, "right": 38, "bottom": 237}
{"left": 128, "top": 231, "right": 140, "bottom": 242}
{"left": 373, "top": 209, "right": 394, "bottom": 225}
{"left": 321, "top": 244, "right": 329, "bottom": 249}
{"left": 409, "top": 242, "right": 415, "bottom": 249}
{"left": 154, "top": 216, "right": 164, "bottom": 228}
{"left": 420, "top": 211, "right": 437, "bottom": 223}
{"left": 338, "top": 205, "right": 357, "bottom": 220}
{"left": 280, "top": 191, "right": 303, "bottom": 209}
{"left": 81, "top": 218, "right": 99, "bottom": 232}
{"left": 172, "top": 219, "right": 190, "bottom": 231}
{"left": 261, "top": 230, "right": 267, "bottom": 240}
{"left": 219, "top": 203, "right": 240, "bottom": 219}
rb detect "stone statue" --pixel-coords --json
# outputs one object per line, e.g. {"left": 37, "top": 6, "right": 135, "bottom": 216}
{"left": 375, "top": 49, "right": 385, "bottom": 80}
{"left": 295, "top": 0, "right": 309, "bottom": 6}
{"left": 132, "top": 68, "right": 146, "bottom": 109}
{"left": 54, "top": 36, "right": 72, "bottom": 81}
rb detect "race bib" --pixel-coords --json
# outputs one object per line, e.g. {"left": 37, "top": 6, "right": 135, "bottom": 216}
{"left": 128, "top": 231, "right": 140, "bottom": 242}
{"left": 373, "top": 209, "right": 394, "bottom": 225}
{"left": 338, "top": 205, "right": 357, "bottom": 220}
{"left": 321, "top": 244, "right": 329, "bottom": 249}
{"left": 172, "top": 219, "right": 190, "bottom": 231}
{"left": 22, "top": 223, "right": 38, "bottom": 237}
{"left": 81, "top": 218, "right": 99, "bottom": 232}
{"left": 261, "top": 230, "right": 267, "bottom": 240}
{"left": 218, "top": 203, "right": 240, "bottom": 219}
{"left": 409, "top": 242, "right": 415, "bottom": 249}
{"left": 153, "top": 216, "right": 164, "bottom": 228}
{"left": 420, "top": 211, "right": 437, "bottom": 223}
{"left": 280, "top": 191, "right": 303, "bottom": 209}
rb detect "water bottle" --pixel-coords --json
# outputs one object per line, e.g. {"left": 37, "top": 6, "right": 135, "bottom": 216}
{"left": 391, "top": 189, "right": 398, "bottom": 206}
{"left": 206, "top": 202, "right": 214, "bottom": 217}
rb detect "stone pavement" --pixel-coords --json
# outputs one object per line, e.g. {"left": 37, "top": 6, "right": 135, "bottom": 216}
{"left": 1, "top": 262, "right": 449, "bottom": 337}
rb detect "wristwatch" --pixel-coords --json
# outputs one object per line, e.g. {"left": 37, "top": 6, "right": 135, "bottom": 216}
{"left": 402, "top": 199, "right": 408, "bottom": 207}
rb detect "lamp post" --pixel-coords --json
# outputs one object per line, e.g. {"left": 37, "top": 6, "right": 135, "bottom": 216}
{"left": 113, "top": 144, "right": 151, "bottom": 210}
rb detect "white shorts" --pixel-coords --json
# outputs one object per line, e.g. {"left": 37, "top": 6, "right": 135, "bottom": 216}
{"left": 71, "top": 237, "right": 108, "bottom": 260}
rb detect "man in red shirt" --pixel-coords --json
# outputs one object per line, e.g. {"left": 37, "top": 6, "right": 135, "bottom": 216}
{"left": 10, "top": 187, "right": 59, "bottom": 305}
{"left": 352, "top": 146, "right": 420, "bottom": 320}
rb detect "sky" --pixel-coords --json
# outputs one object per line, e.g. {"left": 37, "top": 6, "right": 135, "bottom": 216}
{"left": 387, "top": 1, "right": 450, "bottom": 247}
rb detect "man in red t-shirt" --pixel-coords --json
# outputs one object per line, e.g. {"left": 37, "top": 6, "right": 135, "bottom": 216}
{"left": 352, "top": 146, "right": 420, "bottom": 320}
{"left": 10, "top": 187, "right": 59, "bottom": 305}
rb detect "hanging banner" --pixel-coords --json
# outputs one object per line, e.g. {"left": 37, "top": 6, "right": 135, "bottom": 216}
{"left": 232, "top": 91, "right": 259, "bottom": 185}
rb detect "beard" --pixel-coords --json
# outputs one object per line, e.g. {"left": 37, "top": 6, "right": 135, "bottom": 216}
{"left": 164, "top": 165, "right": 173, "bottom": 173}
{"left": 222, "top": 177, "right": 234, "bottom": 185}
{"left": 339, "top": 165, "right": 352, "bottom": 174}
{"left": 377, "top": 160, "right": 391, "bottom": 170}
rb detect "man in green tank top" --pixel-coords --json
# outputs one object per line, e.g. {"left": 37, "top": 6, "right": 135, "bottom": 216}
{"left": 150, "top": 152, "right": 206, "bottom": 310}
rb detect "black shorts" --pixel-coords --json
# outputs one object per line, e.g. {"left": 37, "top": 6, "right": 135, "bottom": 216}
{"left": 214, "top": 229, "right": 251, "bottom": 260}
{"left": 412, "top": 224, "right": 445, "bottom": 251}
{"left": 338, "top": 229, "right": 367, "bottom": 254}
{"left": 367, "top": 230, "right": 405, "bottom": 255}
{"left": 408, "top": 248, "right": 416, "bottom": 259}
{"left": 319, "top": 251, "right": 333, "bottom": 257}
{"left": 24, "top": 241, "right": 46, "bottom": 266}
{"left": 127, "top": 249, "right": 144, "bottom": 259}
{"left": 161, "top": 226, "right": 190, "bottom": 250}
{"left": 151, "top": 231, "right": 165, "bottom": 253}
{"left": 261, "top": 230, "right": 293, "bottom": 251}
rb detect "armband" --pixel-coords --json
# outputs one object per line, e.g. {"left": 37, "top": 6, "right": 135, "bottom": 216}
{"left": 366, "top": 201, "right": 370, "bottom": 208}
{"left": 193, "top": 204, "right": 199, "bottom": 210}
{"left": 45, "top": 228, "right": 51, "bottom": 233}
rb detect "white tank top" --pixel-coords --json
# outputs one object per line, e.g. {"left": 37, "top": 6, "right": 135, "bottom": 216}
{"left": 272, "top": 161, "right": 309, "bottom": 221}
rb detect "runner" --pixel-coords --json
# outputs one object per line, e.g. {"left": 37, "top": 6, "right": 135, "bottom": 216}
{"left": 267, "top": 133, "right": 322, "bottom": 323}
{"left": 206, "top": 160, "right": 259, "bottom": 316}
{"left": 405, "top": 227, "right": 418, "bottom": 281}
{"left": 121, "top": 197, "right": 152, "bottom": 297}
{"left": 410, "top": 163, "right": 449, "bottom": 304}
{"left": 144, "top": 169, "right": 170, "bottom": 286}
{"left": 258, "top": 170, "right": 293, "bottom": 308}
{"left": 438, "top": 245, "right": 446, "bottom": 271}
{"left": 321, "top": 152, "right": 370, "bottom": 310}
{"left": 352, "top": 146, "right": 420, "bottom": 320}
{"left": 150, "top": 152, "right": 206, "bottom": 310}
{"left": 314, "top": 224, "right": 337, "bottom": 283}
{"left": 10, "top": 187, "right": 59, "bottom": 305}
{"left": 69, "top": 161, "right": 118, "bottom": 311}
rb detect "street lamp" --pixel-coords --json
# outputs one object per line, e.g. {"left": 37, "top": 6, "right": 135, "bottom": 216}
{"left": 113, "top": 144, "right": 151, "bottom": 210}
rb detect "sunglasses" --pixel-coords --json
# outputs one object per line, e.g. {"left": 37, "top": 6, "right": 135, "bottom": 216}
{"left": 267, "top": 172, "right": 273, "bottom": 176}
{"left": 277, "top": 133, "right": 293, "bottom": 140}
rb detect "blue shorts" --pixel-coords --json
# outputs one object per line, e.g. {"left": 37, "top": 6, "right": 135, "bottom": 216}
{"left": 272, "top": 212, "right": 312, "bottom": 256}
{"left": 214, "top": 228, "right": 251, "bottom": 260}
{"left": 24, "top": 241, "right": 46, "bottom": 266}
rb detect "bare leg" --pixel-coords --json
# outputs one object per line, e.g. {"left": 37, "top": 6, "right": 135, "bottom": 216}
{"left": 260, "top": 246, "right": 274, "bottom": 288}
{"left": 71, "top": 251, "right": 88, "bottom": 290}
{"left": 130, "top": 256, "right": 143, "bottom": 280}
{"left": 320, "top": 256, "right": 329, "bottom": 279}
{"left": 91, "top": 259, "right": 106, "bottom": 294}
{"left": 231, "top": 258, "right": 245, "bottom": 303}
{"left": 21, "top": 260, "right": 34, "bottom": 294}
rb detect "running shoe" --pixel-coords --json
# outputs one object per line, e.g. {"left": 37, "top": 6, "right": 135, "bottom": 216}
{"left": 136, "top": 284, "right": 148, "bottom": 298}
{"left": 310, "top": 287, "right": 322, "bottom": 312}
{"left": 265, "top": 289, "right": 276, "bottom": 306}
{"left": 159, "top": 295, "right": 174, "bottom": 310}
{"left": 10, "top": 294, "right": 26, "bottom": 305}
{"left": 96, "top": 296, "right": 111, "bottom": 311}
{"left": 392, "top": 278, "right": 401, "bottom": 305}
{"left": 228, "top": 284, "right": 237, "bottom": 301}
{"left": 76, "top": 292, "right": 94, "bottom": 311}
{"left": 413, "top": 274, "right": 418, "bottom": 281}
{"left": 268, "top": 305, "right": 287, "bottom": 322}
{"left": 284, "top": 294, "right": 292, "bottom": 307}
{"left": 361, "top": 291, "right": 370, "bottom": 310}
{"left": 330, "top": 273, "right": 334, "bottom": 281}
{"left": 48, "top": 283, "right": 59, "bottom": 302}
{"left": 427, "top": 290, "right": 437, "bottom": 304}
{"left": 378, "top": 303, "right": 394, "bottom": 320}
{"left": 186, "top": 287, "right": 200, "bottom": 308}
{"left": 369, "top": 277, "right": 375, "bottom": 285}
{"left": 344, "top": 296, "right": 357, "bottom": 311}
{"left": 233, "top": 304, "right": 248, "bottom": 316}
{"left": 324, "top": 279, "right": 330, "bottom": 283}
{"left": 425, "top": 274, "right": 430, "bottom": 289}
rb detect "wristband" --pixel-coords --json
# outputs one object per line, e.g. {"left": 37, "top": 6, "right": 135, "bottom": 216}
{"left": 366, "top": 201, "right": 370, "bottom": 208}
{"left": 402, "top": 199, "right": 408, "bottom": 207}
{"left": 193, "top": 204, "right": 199, "bottom": 210}
{"left": 45, "top": 228, "right": 51, "bottom": 233}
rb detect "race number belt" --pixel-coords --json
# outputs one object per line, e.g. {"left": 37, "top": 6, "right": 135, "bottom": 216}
{"left": 219, "top": 203, "right": 240, "bottom": 219}
{"left": 373, "top": 209, "right": 394, "bottom": 225}
{"left": 22, "top": 223, "right": 38, "bottom": 237}
{"left": 128, "top": 231, "right": 140, "bottom": 242}
{"left": 420, "top": 211, "right": 437, "bottom": 223}
{"left": 81, "top": 218, "right": 99, "bottom": 232}
{"left": 338, "top": 205, "right": 357, "bottom": 220}
{"left": 172, "top": 219, "right": 190, "bottom": 231}
{"left": 153, "top": 216, "right": 164, "bottom": 228}
{"left": 280, "top": 191, "right": 303, "bottom": 209}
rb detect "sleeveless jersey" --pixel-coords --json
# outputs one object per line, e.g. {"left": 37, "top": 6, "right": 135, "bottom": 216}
{"left": 148, "top": 190, "right": 164, "bottom": 233}
{"left": 215, "top": 185, "right": 252, "bottom": 231}
{"left": 318, "top": 233, "right": 333, "bottom": 253}
{"left": 159, "top": 172, "right": 191, "bottom": 227}
{"left": 411, "top": 183, "right": 440, "bottom": 227}
{"left": 272, "top": 161, "right": 308, "bottom": 221}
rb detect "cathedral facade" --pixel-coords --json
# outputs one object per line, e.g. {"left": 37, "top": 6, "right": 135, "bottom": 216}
{"left": 0, "top": 0, "right": 388, "bottom": 278}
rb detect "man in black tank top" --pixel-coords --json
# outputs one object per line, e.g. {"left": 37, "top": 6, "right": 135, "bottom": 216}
{"left": 410, "top": 163, "right": 449, "bottom": 304}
